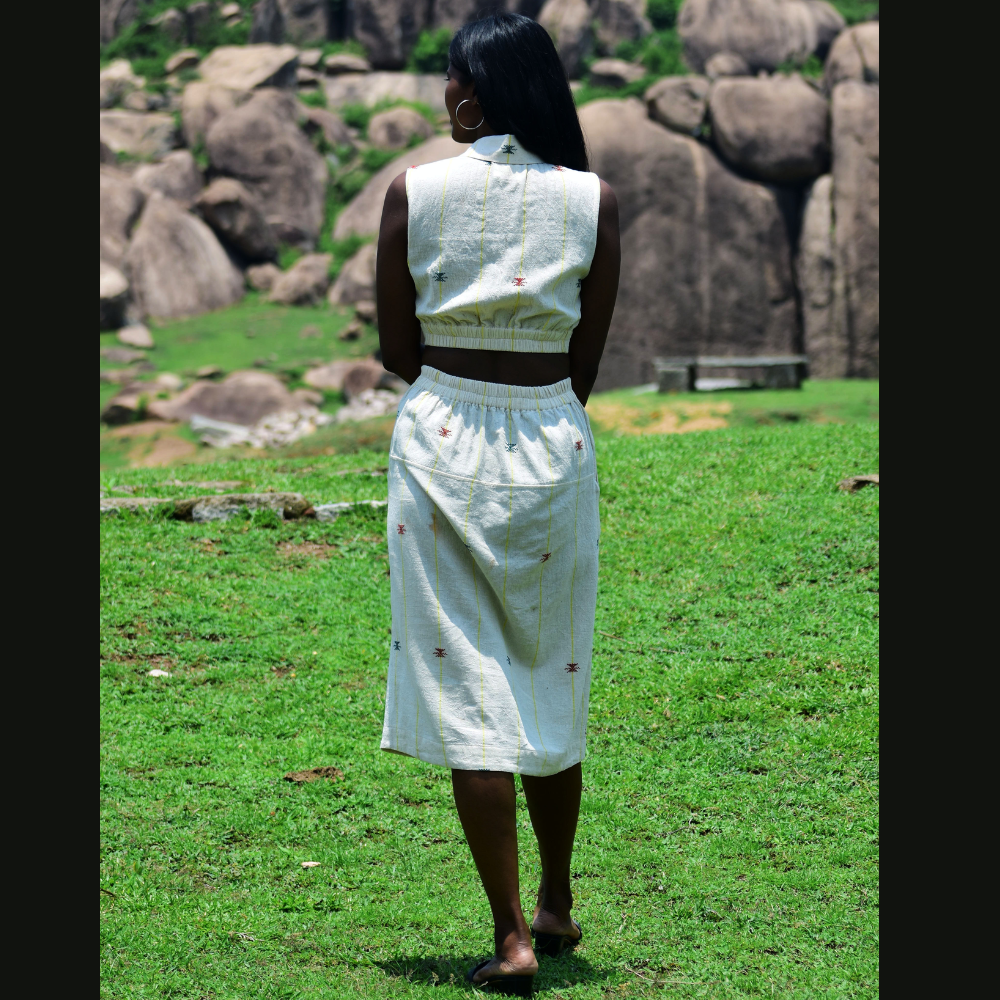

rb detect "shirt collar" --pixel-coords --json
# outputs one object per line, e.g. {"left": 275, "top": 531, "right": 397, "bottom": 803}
{"left": 464, "top": 134, "right": 544, "bottom": 165}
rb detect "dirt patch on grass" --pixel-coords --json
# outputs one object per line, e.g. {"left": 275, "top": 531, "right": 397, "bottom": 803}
{"left": 284, "top": 766, "right": 344, "bottom": 783}
{"left": 587, "top": 400, "right": 731, "bottom": 436}
{"left": 278, "top": 541, "right": 334, "bottom": 559}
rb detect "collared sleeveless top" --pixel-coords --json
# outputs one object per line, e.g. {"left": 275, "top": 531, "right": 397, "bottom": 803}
{"left": 406, "top": 133, "right": 601, "bottom": 354}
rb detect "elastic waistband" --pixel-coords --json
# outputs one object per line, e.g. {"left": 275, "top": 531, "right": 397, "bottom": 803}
{"left": 413, "top": 366, "right": 577, "bottom": 410}
{"left": 422, "top": 325, "right": 571, "bottom": 354}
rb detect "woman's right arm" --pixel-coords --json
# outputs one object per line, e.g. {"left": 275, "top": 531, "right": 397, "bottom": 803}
{"left": 376, "top": 172, "right": 423, "bottom": 385}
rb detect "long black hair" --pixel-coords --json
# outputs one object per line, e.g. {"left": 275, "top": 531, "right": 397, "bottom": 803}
{"left": 449, "top": 13, "right": 589, "bottom": 172}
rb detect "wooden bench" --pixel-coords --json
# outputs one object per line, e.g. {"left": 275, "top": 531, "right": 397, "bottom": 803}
{"left": 653, "top": 355, "right": 809, "bottom": 392}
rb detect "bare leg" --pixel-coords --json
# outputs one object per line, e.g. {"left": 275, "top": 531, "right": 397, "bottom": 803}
{"left": 521, "top": 763, "right": 583, "bottom": 937}
{"left": 451, "top": 770, "right": 538, "bottom": 981}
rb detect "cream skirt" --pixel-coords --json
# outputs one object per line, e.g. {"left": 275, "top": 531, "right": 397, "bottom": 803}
{"left": 380, "top": 366, "right": 600, "bottom": 776}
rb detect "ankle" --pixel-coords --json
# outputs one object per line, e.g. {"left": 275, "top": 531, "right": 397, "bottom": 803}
{"left": 537, "top": 885, "right": 573, "bottom": 921}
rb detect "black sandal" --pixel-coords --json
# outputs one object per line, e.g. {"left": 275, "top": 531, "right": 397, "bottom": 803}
{"left": 531, "top": 919, "right": 583, "bottom": 958}
{"left": 466, "top": 959, "right": 535, "bottom": 996}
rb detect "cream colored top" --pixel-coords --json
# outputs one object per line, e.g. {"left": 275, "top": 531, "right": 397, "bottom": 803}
{"left": 406, "top": 133, "right": 601, "bottom": 353}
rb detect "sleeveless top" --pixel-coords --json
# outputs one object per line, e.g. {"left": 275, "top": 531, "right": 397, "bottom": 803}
{"left": 406, "top": 133, "right": 601, "bottom": 354}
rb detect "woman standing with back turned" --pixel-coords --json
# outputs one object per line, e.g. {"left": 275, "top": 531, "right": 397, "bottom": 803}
{"left": 376, "top": 13, "right": 620, "bottom": 995}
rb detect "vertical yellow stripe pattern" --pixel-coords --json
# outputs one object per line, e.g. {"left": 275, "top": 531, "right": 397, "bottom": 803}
{"left": 541, "top": 169, "right": 569, "bottom": 331}
{"left": 473, "top": 162, "right": 492, "bottom": 338}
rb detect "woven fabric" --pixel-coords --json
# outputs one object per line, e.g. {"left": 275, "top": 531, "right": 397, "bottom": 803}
{"left": 381, "top": 367, "right": 600, "bottom": 775}
{"left": 406, "top": 134, "right": 601, "bottom": 354}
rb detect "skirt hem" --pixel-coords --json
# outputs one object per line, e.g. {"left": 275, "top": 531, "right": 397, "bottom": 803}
{"left": 380, "top": 738, "right": 586, "bottom": 777}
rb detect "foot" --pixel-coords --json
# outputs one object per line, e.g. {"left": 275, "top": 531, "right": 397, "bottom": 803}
{"left": 531, "top": 887, "right": 581, "bottom": 940}
{"left": 470, "top": 945, "right": 538, "bottom": 984}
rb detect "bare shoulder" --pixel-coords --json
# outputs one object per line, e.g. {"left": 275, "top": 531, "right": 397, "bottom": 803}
{"left": 598, "top": 178, "right": 618, "bottom": 218}
{"left": 380, "top": 171, "right": 409, "bottom": 237}
{"left": 385, "top": 171, "right": 408, "bottom": 210}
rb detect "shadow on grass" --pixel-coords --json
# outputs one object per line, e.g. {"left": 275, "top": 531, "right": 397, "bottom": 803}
{"left": 376, "top": 951, "right": 610, "bottom": 992}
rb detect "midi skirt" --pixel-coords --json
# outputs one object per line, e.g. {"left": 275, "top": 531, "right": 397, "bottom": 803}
{"left": 380, "top": 366, "right": 600, "bottom": 776}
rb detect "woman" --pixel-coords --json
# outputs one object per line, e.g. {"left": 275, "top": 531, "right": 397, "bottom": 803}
{"left": 376, "top": 13, "right": 620, "bottom": 995}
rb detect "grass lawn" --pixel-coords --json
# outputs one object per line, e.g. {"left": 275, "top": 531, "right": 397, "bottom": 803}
{"left": 101, "top": 420, "right": 879, "bottom": 998}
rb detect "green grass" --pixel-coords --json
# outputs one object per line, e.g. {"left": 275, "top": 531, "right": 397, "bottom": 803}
{"left": 100, "top": 421, "right": 879, "bottom": 997}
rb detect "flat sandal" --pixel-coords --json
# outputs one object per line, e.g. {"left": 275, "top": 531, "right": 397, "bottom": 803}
{"left": 466, "top": 959, "right": 535, "bottom": 996}
{"left": 531, "top": 919, "right": 583, "bottom": 958}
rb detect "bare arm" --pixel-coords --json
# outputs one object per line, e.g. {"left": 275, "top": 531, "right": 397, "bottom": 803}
{"left": 376, "top": 172, "right": 423, "bottom": 385}
{"left": 569, "top": 180, "right": 620, "bottom": 406}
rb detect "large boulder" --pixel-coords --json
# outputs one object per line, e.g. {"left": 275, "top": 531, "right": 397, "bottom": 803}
{"left": 678, "top": 0, "right": 845, "bottom": 74}
{"left": 708, "top": 73, "right": 829, "bottom": 182}
{"left": 180, "top": 81, "right": 249, "bottom": 148}
{"left": 195, "top": 177, "right": 277, "bottom": 261}
{"left": 299, "top": 104, "right": 355, "bottom": 148}
{"left": 351, "top": 0, "right": 432, "bottom": 69}
{"left": 368, "top": 106, "right": 436, "bottom": 149}
{"left": 328, "top": 242, "right": 376, "bottom": 304}
{"left": 832, "top": 80, "right": 878, "bottom": 378}
{"left": 537, "top": 0, "right": 593, "bottom": 79}
{"left": 333, "top": 134, "right": 469, "bottom": 239}
{"left": 579, "top": 98, "right": 798, "bottom": 389}
{"left": 269, "top": 253, "right": 332, "bottom": 304}
{"left": 197, "top": 44, "right": 300, "bottom": 90}
{"left": 132, "top": 150, "right": 203, "bottom": 207}
{"left": 324, "top": 71, "right": 449, "bottom": 114}
{"left": 100, "top": 0, "right": 142, "bottom": 44}
{"left": 99, "top": 111, "right": 177, "bottom": 160}
{"left": 124, "top": 192, "right": 245, "bottom": 318}
{"left": 206, "top": 88, "right": 328, "bottom": 247}
{"left": 149, "top": 370, "right": 297, "bottom": 424}
{"left": 796, "top": 174, "right": 846, "bottom": 379}
{"left": 591, "top": 0, "right": 651, "bottom": 56}
{"left": 589, "top": 58, "right": 645, "bottom": 89}
{"left": 100, "top": 59, "right": 144, "bottom": 108}
{"left": 824, "top": 21, "right": 879, "bottom": 91}
{"left": 645, "top": 75, "right": 709, "bottom": 135}
{"left": 100, "top": 166, "right": 145, "bottom": 266}
{"left": 100, "top": 261, "right": 130, "bottom": 330}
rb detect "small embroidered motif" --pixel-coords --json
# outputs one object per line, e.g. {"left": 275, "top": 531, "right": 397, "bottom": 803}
{"left": 565, "top": 663, "right": 580, "bottom": 673}
{"left": 501, "top": 143, "right": 517, "bottom": 154}
{"left": 576, "top": 278, "right": 583, "bottom": 288}
{"left": 433, "top": 270, "right": 447, "bottom": 282}
{"left": 438, "top": 427, "right": 452, "bottom": 437}
{"left": 575, "top": 440, "right": 583, "bottom": 451}
{"left": 554, "top": 165, "right": 564, "bottom": 171}
{"left": 506, "top": 656, "right": 511, "bottom": 666}
{"left": 393, "top": 640, "right": 401, "bottom": 651}
{"left": 433, "top": 647, "right": 447, "bottom": 658}
{"left": 505, "top": 442, "right": 518, "bottom": 453}
{"left": 397, "top": 523, "right": 406, "bottom": 535}
{"left": 540, "top": 552, "right": 551, "bottom": 562}
{"left": 512, "top": 276, "right": 526, "bottom": 287}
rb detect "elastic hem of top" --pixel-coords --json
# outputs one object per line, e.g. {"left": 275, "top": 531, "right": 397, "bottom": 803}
{"left": 414, "top": 366, "right": 576, "bottom": 409}
{"left": 422, "top": 326, "right": 571, "bottom": 354}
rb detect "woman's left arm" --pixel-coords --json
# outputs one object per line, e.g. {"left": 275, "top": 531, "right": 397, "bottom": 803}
{"left": 376, "top": 172, "right": 423, "bottom": 385}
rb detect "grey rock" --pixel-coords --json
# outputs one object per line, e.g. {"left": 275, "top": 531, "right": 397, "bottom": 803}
{"left": 704, "top": 51, "right": 750, "bottom": 79}
{"left": 333, "top": 135, "right": 469, "bottom": 239}
{"left": 824, "top": 21, "right": 878, "bottom": 91}
{"left": 279, "top": 0, "right": 330, "bottom": 44}
{"left": 101, "top": 0, "right": 146, "bottom": 44}
{"left": 832, "top": 81, "right": 878, "bottom": 378}
{"left": 180, "top": 81, "right": 249, "bottom": 149}
{"left": 99, "top": 110, "right": 177, "bottom": 160}
{"left": 589, "top": 58, "right": 645, "bottom": 89}
{"left": 297, "top": 67, "right": 321, "bottom": 86}
{"left": 195, "top": 177, "right": 277, "bottom": 261}
{"left": 100, "top": 59, "right": 144, "bottom": 108}
{"left": 328, "top": 242, "right": 377, "bottom": 305}
{"left": 249, "top": 0, "right": 285, "bottom": 42}
{"left": 298, "top": 48, "right": 323, "bottom": 68}
{"left": 324, "top": 71, "right": 448, "bottom": 113}
{"left": 150, "top": 7, "right": 187, "bottom": 42}
{"left": 186, "top": 1, "right": 215, "bottom": 45}
{"left": 268, "top": 253, "right": 333, "bottom": 304}
{"left": 796, "top": 174, "right": 846, "bottom": 379}
{"left": 124, "top": 192, "right": 245, "bottom": 318}
{"left": 133, "top": 150, "right": 203, "bottom": 207}
{"left": 323, "top": 53, "right": 373, "bottom": 75}
{"left": 298, "top": 104, "right": 355, "bottom": 148}
{"left": 100, "top": 166, "right": 145, "bottom": 266}
{"left": 645, "top": 76, "right": 709, "bottom": 134}
{"left": 165, "top": 49, "right": 200, "bottom": 75}
{"left": 314, "top": 500, "right": 387, "bottom": 522}
{"left": 679, "top": 0, "right": 845, "bottom": 74}
{"left": 591, "top": 0, "right": 652, "bottom": 56}
{"left": 149, "top": 369, "right": 297, "bottom": 424}
{"left": 117, "top": 323, "right": 155, "bottom": 348}
{"left": 579, "top": 98, "right": 798, "bottom": 390}
{"left": 354, "top": 299, "right": 377, "bottom": 324}
{"left": 174, "top": 492, "right": 313, "bottom": 522}
{"left": 246, "top": 262, "right": 282, "bottom": 290}
{"left": 709, "top": 73, "right": 829, "bottom": 182}
{"left": 206, "top": 88, "right": 328, "bottom": 247}
{"left": 352, "top": 0, "right": 432, "bottom": 69}
{"left": 538, "top": 0, "right": 593, "bottom": 79}
{"left": 101, "top": 346, "right": 148, "bottom": 363}
{"left": 303, "top": 360, "right": 355, "bottom": 391}
{"left": 101, "top": 261, "right": 130, "bottom": 330}
{"left": 198, "top": 44, "right": 300, "bottom": 90}
{"left": 368, "top": 106, "right": 435, "bottom": 149}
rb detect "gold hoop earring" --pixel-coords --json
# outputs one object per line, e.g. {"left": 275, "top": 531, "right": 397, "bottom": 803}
{"left": 456, "top": 98, "right": 485, "bottom": 131}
